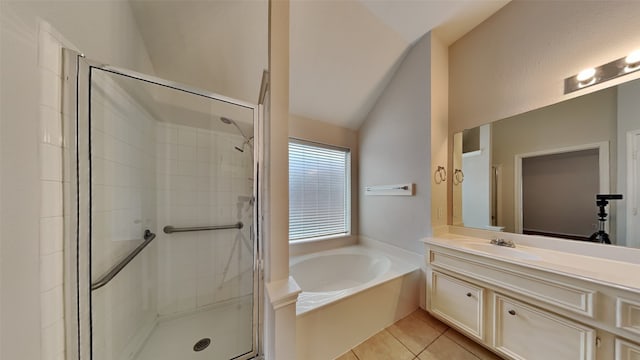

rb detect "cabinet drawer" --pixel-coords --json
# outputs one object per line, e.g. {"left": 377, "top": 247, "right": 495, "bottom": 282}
{"left": 616, "top": 338, "right": 640, "bottom": 360}
{"left": 493, "top": 294, "right": 595, "bottom": 360}
{"left": 617, "top": 297, "right": 640, "bottom": 337}
{"left": 430, "top": 250, "right": 595, "bottom": 317}
{"left": 430, "top": 271, "right": 483, "bottom": 340}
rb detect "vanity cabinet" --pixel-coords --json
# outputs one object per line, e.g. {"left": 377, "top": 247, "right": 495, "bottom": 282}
{"left": 493, "top": 294, "right": 595, "bottom": 360}
{"left": 430, "top": 271, "right": 483, "bottom": 340}
{"left": 425, "top": 239, "right": 640, "bottom": 360}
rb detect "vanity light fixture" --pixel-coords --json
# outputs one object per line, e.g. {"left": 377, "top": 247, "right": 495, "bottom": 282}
{"left": 564, "top": 49, "right": 640, "bottom": 94}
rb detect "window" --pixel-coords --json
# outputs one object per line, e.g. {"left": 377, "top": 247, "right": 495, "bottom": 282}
{"left": 289, "top": 139, "right": 350, "bottom": 241}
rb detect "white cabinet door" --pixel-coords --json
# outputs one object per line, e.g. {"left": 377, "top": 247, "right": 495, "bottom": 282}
{"left": 430, "top": 271, "right": 483, "bottom": 340}
{"left": 493, "top": 294, "right": 595, "bottom": 360}
{"left": 616, "top": 338, "right": 640, "bottom": 360}
{"left": 617, "top": 297, "right": 640, "bottom": 337}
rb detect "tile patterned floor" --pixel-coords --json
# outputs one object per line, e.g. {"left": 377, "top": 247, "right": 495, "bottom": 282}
{"left": 335, "top": 309, "right": 504, "bottom": 360}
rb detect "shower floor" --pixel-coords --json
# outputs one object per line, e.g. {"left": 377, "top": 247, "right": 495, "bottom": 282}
{"left": 135, "top": 297, "right": 254, "bottom": 360}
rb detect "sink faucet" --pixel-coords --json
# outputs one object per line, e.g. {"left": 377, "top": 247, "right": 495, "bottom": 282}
{"left": 490, "top": 238, "right": 515, "bottom": 248}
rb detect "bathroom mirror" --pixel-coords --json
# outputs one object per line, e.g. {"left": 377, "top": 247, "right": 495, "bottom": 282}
{"left": 452, "top": 77, "right": 640, "bottom": 248}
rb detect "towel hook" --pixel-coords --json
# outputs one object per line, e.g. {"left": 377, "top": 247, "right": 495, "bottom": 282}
{"left": 453, "top": 169, "right": 465, "bottom": 185}
{"left": 434, "top": 166, "right": 447, "bottom": 184}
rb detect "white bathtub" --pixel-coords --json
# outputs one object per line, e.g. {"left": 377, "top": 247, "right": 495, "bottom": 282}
{"left": 292, "top": 251, "right": 391, "bottom": 292}
{"left": 291, "top": 244, "right": 421, "bottom": 360}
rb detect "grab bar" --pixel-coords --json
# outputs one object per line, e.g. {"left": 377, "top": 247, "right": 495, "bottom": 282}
{"left": 91, "top": 229, "right": 156, "bottom": 291}
{"left": 163, "top": 222, "right": 243, "bottom": 234}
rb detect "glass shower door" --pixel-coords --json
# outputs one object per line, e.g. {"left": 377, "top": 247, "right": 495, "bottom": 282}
{"left": 73, "top": 54, "right": 258, "bottom": 360}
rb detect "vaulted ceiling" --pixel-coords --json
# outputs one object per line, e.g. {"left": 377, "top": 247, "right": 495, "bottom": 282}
{"left": 130, "top": 0, "right": 509, "bottom": 130}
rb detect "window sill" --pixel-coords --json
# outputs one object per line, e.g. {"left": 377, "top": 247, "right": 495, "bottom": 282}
{"left": 289, "top": 233, "right": 350, "bottom": 244}
{"left": 289, "top": 234, "right": 357, "bottom": 257}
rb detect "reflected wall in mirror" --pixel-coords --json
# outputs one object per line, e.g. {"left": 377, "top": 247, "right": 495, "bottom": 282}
{"left": 453, "top": 78, "right": 640, "bottom": 248}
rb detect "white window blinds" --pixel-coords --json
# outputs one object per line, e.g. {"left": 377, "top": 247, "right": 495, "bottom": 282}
{"left": 289, "top": 140, "right": 350, "bottom": 241}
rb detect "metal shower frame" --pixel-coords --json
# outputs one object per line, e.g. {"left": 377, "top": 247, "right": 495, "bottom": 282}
{"left": 62, "top": 48, "right": 264, "bottom": 360}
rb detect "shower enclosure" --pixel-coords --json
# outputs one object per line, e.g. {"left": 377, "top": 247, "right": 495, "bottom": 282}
{"left": 63, "top": 50, "right": 262, "bottom": 360}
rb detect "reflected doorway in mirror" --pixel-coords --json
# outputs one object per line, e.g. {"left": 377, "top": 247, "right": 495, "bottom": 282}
{"left": 515, "top": 142, "right": 609, "bottom": 241}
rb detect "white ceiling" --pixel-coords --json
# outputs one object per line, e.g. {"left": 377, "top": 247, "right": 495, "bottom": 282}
{"left": 130, "top": 0, "right": 509, "bottom": 130}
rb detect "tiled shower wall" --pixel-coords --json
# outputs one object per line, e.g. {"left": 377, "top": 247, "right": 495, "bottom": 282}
{"left": 38, "top": 23, "right": 68, "bottom": 360}
{"left": 155, "top": 122, "right": 254, "bottom": 317}
{"left": 89, "top": 71, "right": 159, "bottom": 360}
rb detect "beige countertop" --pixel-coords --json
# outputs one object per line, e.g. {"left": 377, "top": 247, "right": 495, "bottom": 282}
{"left": 423, "top": 233, "right": 640, "bottom": 293}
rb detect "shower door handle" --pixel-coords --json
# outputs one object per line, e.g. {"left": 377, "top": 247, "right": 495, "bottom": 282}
{"left": 91, "top": 229, "right": 156, "bottom": 291}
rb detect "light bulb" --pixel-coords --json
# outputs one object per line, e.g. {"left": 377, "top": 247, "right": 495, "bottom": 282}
{"left": 624, "top": 50, "right": 640, "bottom": 73}
{"left": 625, "top": 50, "right": 640, "bottom": 65}
{"left": 576, "top": 68, "right": 596, "bottom": 82}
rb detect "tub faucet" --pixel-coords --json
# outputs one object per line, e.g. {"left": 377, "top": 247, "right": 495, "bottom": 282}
{"left": 490, "top": 238, "right": 515, "bottom": 248}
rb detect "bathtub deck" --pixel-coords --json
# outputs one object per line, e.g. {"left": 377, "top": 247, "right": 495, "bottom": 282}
{"left": 335, "top": 308, "right": 504, "bottom": 360}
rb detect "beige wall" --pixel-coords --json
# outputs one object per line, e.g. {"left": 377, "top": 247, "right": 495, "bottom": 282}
{"left": 289, "top": 114, "right": 359, "bottom": 237}
{"left": 430, "top": 33, "right": 449, "bottom": 230}
{"left": 449, "top": 0, "right": 640, "bottom": 134}
{"left": 492, "top": 88, "right": 617, "bottom": 233}
{"left": 1, "top": 2, "right": 154, "bottom": 359}
{"left": 263, "top": 1, "right": 294, "bottom": 359}
{"left": 265, "top": 0, "right": 289, "bottom": 285}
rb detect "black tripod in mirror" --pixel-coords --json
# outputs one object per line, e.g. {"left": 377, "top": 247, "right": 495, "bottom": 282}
{"left": 588, "top": 194, "right": 623, "bottom": 244}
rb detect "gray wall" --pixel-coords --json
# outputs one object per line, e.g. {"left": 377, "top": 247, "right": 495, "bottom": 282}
{"left": 491, "top": 88, "right": 617, "bottom": 233}
{"left": 616, "top": 79, "right": 640, "bottom": 246}
{"left": 359, "top": 33, "right": 431, "bottom": 253}
{"left": 522, "top": 149, "right": 599, "bottom": 238}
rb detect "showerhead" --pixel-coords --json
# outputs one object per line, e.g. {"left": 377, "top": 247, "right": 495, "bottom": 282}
{"left": 220, "top": 116, "right": 253, "bottom": 157}
{"left": 220, "top": 116, "right": 248, "bottom": 139}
